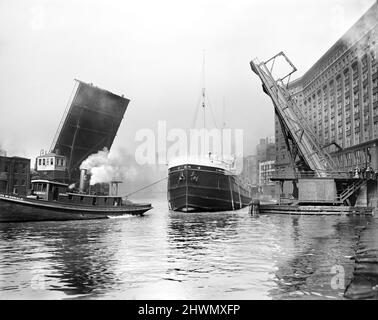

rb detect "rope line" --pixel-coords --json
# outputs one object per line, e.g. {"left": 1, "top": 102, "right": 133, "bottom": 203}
{"left": 125, "top": 176, "right": 168, "bottom": 197}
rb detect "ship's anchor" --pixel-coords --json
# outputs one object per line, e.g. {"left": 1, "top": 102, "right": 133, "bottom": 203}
{"left": 178, "top": 173, "right": 186, "bottom": 182}
{"left": 190, "top": 171, "right": 199, "bottom": 182}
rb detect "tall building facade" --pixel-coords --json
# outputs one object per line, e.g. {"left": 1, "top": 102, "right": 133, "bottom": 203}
{"left": 259, "top": 160, "right": 276, "bottom": 197}
{"left": 255, "top": 136, "right": 277, "bottom": 198}
{"left": 257, "top": 136, "right": 276, "bottom": 164}
{"left": 276, "top": 3, "right": 378, "bottom": 181}
{"left": 241, "top": 155, "right": 259, "bottom": 186}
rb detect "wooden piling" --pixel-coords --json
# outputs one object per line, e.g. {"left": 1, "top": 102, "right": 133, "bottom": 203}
{"left": 345, "top": 219, "right": 378, "bottom": 299}
{"left": 250, "top": 199, "right": 260, "bottom": 215}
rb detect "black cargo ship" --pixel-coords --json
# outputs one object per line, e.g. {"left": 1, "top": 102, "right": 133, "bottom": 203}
{"left": 168, "top": 156, "right": 252, "bottom": 212}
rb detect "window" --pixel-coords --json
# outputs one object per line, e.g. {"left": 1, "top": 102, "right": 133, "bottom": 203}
{"left": 42, "top": 158, "right": 45, "bottom": 166}
{"left": 50, "top": 158, "right": 53, "bottom": 165}
{"left": 374, "top": 122, "right": 378, "bottom": 137}
{"left": 38, "top": 159, "right": 42, "bottom": 165}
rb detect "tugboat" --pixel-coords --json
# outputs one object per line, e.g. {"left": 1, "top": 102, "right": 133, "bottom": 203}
{"left": 0, "top": 175, "right": 152, "bottom": 223}
{"left": 0, "top": 80, "right": 152, "bottom": 222}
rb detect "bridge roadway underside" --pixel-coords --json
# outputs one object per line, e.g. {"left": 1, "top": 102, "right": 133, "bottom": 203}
{"left": 271, "top": 177, "right": 378, "bottom": 209}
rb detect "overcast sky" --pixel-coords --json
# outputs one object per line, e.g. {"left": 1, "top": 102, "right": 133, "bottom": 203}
{"left": 0, "top": 0, "right": 375, "bottom": 161}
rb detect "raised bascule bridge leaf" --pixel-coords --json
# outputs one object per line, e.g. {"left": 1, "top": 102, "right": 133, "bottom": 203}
{"left": 50, "top": 80, "right": 129, "bottom": 182}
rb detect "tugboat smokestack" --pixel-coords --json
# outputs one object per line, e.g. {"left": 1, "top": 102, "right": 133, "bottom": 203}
{"left": 79, "top": 169, "right": 87, "bottom": 193}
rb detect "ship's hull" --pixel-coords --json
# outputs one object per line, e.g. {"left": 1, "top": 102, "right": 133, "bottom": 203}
{"left": 0, "top": 193, "right": 152, "bottom": 223}
{"left": 168, "top": 164, "right": 252, "bottom": 212}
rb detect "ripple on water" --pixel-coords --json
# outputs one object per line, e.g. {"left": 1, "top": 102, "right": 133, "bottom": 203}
{"left": 0, "top": 198, "right": 373, "bottom": 299}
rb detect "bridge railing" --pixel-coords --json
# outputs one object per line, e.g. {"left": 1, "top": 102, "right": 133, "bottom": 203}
{"left": 270, "top": 170, "right": 377, "bottom": 180}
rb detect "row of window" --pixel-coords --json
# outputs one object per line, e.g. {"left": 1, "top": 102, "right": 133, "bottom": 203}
{"left": 293, "top": 52, "right": 377, "bottom": 112}
{"left": 38, "top": 157, "right": 65, "bottom": 167}
{"left": 335, "top": 148, "right": 372, "bottom": 168}
{"left": 0, "top": 162, "right": 28, "bottom": 173}
{"left": 13, "top": 179, "right": 26, "bottom": 186}
{"left": 303, "top": 79, "right": 376, "bottom": 111}
{"left": 303, "top": 92, "right": 378, "bottom": 123}
{"left": 302, "top": 33, "right": 376, "bottom": 92}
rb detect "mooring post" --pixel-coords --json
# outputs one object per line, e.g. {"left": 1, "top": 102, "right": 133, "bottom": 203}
{"left": 250, "top": 199, "right": 260, "bottom": 215}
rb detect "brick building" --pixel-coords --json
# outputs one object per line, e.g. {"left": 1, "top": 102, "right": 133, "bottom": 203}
{"left": 0, "top": 156, "right": 31, "bottom": 195}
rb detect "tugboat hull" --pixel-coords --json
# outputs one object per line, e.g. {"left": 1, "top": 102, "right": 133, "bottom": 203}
{"left": 0, "top": 194, "right": 152, "bottom": 223}
{"left": 168, "top": 164, "right": 251, "bottom": 212}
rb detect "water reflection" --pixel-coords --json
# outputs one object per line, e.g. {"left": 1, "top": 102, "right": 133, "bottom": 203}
{"left": 0, "top": 220, "right": 121, "bottom": 298}
{"left": 269, "top": 216, "right": 372, "bottom": 299}
{"left": 45, "top": 223, "right": 119, "bottom": 296}
{"left": 165, "top": 211, "right": 279, "bottom": 299}
{"left": 0, "top": 198, "right": 374, "bottom": 299}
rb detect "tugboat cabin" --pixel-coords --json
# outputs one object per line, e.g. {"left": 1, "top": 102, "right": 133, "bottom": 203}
{"left": 59, "top": 193, "right": 123, "bottom": 206}
{"left": 29, "top": 179, "right": 123, "bottom": 207}
{"left": 30, "top": 180, "right": 68, "bottom": 201}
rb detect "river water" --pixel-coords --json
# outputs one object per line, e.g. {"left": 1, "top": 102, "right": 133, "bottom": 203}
{"left": 0, "top": 196, "right": 374, "bottom": 300}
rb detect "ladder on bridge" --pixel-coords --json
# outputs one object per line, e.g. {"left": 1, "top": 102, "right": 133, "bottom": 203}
{"left": 337, "top": 180, "right": 366, "bottom": 205}
{"left": 250, "top": 52, "right": 336, "bottom": 177}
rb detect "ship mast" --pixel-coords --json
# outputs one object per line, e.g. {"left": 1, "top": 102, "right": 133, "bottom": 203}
{"left": 221, "top": 97, "right": 225, "bottom": 162}
{"left": 202, "top": 50, "right": 206, "bottom": 155}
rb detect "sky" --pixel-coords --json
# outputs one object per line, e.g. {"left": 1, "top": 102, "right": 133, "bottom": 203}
{"left": 0, "top": 0, "right": 376, "bottom": 162}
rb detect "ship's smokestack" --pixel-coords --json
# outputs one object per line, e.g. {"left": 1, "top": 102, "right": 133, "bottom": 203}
{"left": 109, "top": 180, "right": 121, "bottom": 196}
{"left": 79, "top": 169, "right": 87, "bottom": 193}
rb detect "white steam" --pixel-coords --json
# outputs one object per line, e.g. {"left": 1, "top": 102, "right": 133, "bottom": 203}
{"left": 80, "top": 148, "right": 137, "bottom": 185}
{"left": 341, "top": 6, "right": 377, "bottom": 59}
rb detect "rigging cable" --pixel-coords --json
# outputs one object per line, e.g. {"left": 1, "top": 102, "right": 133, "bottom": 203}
{"left": 125, "top": 176, "right": 168, "bottom": 197}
